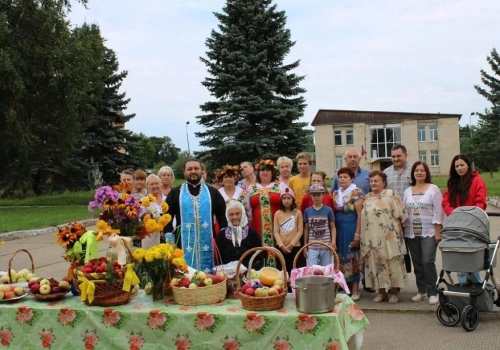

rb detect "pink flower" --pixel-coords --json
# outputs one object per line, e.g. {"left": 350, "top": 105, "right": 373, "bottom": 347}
{"left": 17, "top": 307, "right": 34, "bottom": 324}
{"left": 347, "top": 304, "right": 365, "bottom": 321}
{"left": 252, "top": 315, "right": 265, "bottom": 329}
{"left": 223, "top": 338, "right": 240, "bottom": 350}
{"left": 202, "top": 314, "right": 215, "bottom": 327}
{"left": 85, "top": 342, "right": 94, "bottom": 350}
{"left": 103, "top": 310, "right": 121, "bottom": 327}
{"left": 274, "top": 339, "right": 291, "bottom": 350}
{"left": 297, "top": 321, "right": 308, "bottom": 333}
{"left": 324, "top": 341, "right": 340, "bottom": 350}
{"left": 0, "top": 329, "right": 13, "bottom": 344}
{"left": 129, "top": 333, "right": 144, "bottom": 348}
{"left": 175, "top": 337, "right": 190, "bottom": 349}
{"left": 196, "top": 318, "right": 206, "bottom": 331}
{"left": 84, "top": 332, "right": 99, "bottom": 347}
{"left": 305, "top": 316, "right": 318, "bottom": 329}
{"left": 59, "top": 308, "right": 76, "bottom": 326}
{"left": 39, "top": 330, "right": 55, "bottom": 344}
{"left": 148, "top": 312, "right": 167, "bottom": 329}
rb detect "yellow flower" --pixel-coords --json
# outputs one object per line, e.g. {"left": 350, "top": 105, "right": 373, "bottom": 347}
{"left": 144, "top": 250, "right": 155, "bottom": 263}
{"left": 174, "top": 248, "right": 184, "bottom": 258}
{"left": 97, "top": 220, "right": 110, "bottom": 231}
{"left": 133, "top": 248, "right": 146, "bottom": 261}
{"left": 161, "top": 201, "right": 169, "bottom": 213}
{"left": 145, "top": 219, "right": 157, "bottom": 233}
{"left": 140, "top": 197, "right": 151, "bottom": 207}
{"left": 158, "top": 214, "right": 171, "bottom": 227}
{"left": 148, "top": 194, "right": 156, "bottom": 202}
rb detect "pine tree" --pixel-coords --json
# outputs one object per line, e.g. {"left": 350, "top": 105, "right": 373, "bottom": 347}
{"left": 78, "top": 48, "right": 141, "bottom": 185}
{"left": 196, "top": 0, "right": 308, "bottom": 167}
{"left": 473, "top": 48, "right": 500, "bottom": 176}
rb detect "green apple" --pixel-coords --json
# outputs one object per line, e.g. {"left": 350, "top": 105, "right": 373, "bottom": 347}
{"left": 188, "top": 283, "right": 198, "bottom": 289}
{"left": 0, "top": 291, "right": 4, "bottom": 300}
{"left": 26, "top": 273, "right": 35, "bottom": 281}
{"left": 144, "top": 283, "right": 152, "bottom": 295}
{"left": 0, "top": 276, "right": 10, "bottom": 284}
{"left": 39, "top": 279, "right": 50, "bottom": 286}
{"left": 273, "top": 279, "right": 284, "bottom": 287}
{"left": 39, "top": 284, "right": 51, "bottom": 295}
{"left": 13, "top": 287, "right": 24, "bottom": 296}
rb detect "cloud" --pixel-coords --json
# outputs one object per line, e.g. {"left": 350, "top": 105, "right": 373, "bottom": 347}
{"left": 68, "top": 0, "right": 500, "bottom": 152}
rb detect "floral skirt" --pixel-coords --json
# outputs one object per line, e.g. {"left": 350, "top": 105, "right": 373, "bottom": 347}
{"left": 364, "top": 251, "right": 406, "bottom": 292}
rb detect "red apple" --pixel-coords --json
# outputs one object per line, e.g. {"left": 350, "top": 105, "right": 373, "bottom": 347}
{"left": 4, "top": 291, "right": 14, "bottom": 299}
{"left": 313, "top": 269, "right": 324, "bottom": 276}
{"left": 244, "top": 288, "right": 255, "bottom": 296}
{"left": 268, "top": 287, "right": 279, "bottom": 296}
{"left": 178, "top": 278, "right": 191, "bottom": 288}
{"left": 272, "top": 285, "right": 284, "bottom": 294}
{"left": 52, "top": 287, "right": 62, "bottom": 294}
{"left": 59, "top": 281, "right": 71, "bottom": 291}
{"left": 30, "top": 283, "right": 40, "bottom": 294}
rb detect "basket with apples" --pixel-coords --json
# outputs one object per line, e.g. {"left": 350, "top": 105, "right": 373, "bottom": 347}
{"left": 30, "top": 277, "right": 71, "bottom": 301}
{"left": 73, "top": 257, "right": 135, "bottom": 307}
{"left": 170, "top": 269, "right": 227, "bottom": 306}
{"left": 2, "top": 249, "right": 37, "bottom": 285}
{"left": 236, "top": 247, "right": 288, "bottom": 311}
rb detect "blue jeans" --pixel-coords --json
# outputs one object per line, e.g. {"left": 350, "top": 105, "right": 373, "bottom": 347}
{"left": 457, "top": 272, "right": 482, "bottom": 284}
{"left": 307, "top": 248, "right": 332, "bottom": 266}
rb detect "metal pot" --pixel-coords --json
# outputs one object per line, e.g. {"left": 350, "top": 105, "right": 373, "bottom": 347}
{"left": 292, "top": 276, "right": 336, "bottom": 314}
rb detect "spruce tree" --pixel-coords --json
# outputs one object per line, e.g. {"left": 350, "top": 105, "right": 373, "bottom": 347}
{"left": 473, "top": 48, "right": 500, "bottom": 176}
{"left": 196, "top": 0, "right": 308, "bottom": 167}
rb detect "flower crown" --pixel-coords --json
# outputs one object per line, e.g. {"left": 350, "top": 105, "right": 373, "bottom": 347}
{"left": 215, "top": 165, "right": 240, "bottom": 180}
{"left": 255, "top": 159, "right": 277, "bottom": 171}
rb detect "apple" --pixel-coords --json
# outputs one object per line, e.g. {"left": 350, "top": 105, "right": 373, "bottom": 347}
{"left": 0, "top": 276, "right": 10, "bottom": 284}
{"left": 188, "top": 283, "right": 198, "bottom": 289}
{"left": 268, "top": 287, "right": 279, "bottom": 296}
{"left": 241, "top": 282, "right": 252, "bottom": 293}
{"left": 39, "top": 279, "right": 50, "bottom": 286}
{"left": 4, "top": 291, "right": 14, "bottom": 299}
{"left": 17, "top": 277, "right": 27, "bottom": 283}
{"left": 0, "top": 291, "right": 4, "bottom": 300}
{"left": 52, "top": 287, "right": 62, "bottom": 294}
{"left": 216, "top": 271, "right": 226, "bottom": 277}
{"left": 0, "top": 285, "right": 9, "bottom": 292}
{"left": 170, "top": 278, "right": 181, "bottom": 287}
{"left": 10, "top": 270, "right": 16, "bottom": 277}
{"left": 13, "top": 287, "right": 24, "bottom": 296}
{"left": 144, "top": 283, "right": 152, "bottom": 295}
{"left": 28, "top": 279, "right": 38, "bottom": 288}
{"left": 26, "top": 273, "right": 35, "bottom": 281}
{"left": 59, "top": 281, "right": 71, "bottom": 291}
{"left": 212, "top": 275, "right": 225, "bottom": 284}
{"left": 203, "top": 278, "right": 213, "bottom": 286}
{"left": 194, "top": 271, "right": 206, "bottom": 280}
{"left": 39, "top": 284, "right": 51, "bottom": 295}
{"left": 272, "top": 285, "right": 284, "bottom": 294}
{"left": 273, "top": 279, "right": 284, "bottom": 287}
{"left": 254, "top": 288, "right": 268, "bottom": 297}
{"left": 313, "top": 269, "right": 324, "bottom": 276}
{"left": 30, "top": 284, "right": 40, "bottom": 294}
{"left": 178, "top": 278, "right": 191, "bottom": 288}
{"left": 244, "top": 288, "right": 255, "bottom": 296}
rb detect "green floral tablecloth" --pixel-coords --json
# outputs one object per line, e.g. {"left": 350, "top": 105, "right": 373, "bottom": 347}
{"left": 0, "top": 292, "right": 369, "bottom": 349}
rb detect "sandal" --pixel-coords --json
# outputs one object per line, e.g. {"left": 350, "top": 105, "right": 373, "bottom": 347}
{"left": 388, "top": 294, "right": 399, "bottom": 304}
{"left": 372, "top": 294, "right": 387, "bottom": 303}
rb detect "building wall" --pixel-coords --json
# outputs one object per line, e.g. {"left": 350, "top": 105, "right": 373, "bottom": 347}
{"left": 314, "top": 117, "right": 460, "bottom": 176}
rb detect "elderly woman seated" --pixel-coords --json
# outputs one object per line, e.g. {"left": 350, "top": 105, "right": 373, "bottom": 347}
{"left": 216, "top": 200, "right": 263, "bottom": 270}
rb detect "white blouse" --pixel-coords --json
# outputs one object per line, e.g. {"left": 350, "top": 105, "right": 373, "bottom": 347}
{"left": 403, "top": 184, "right": 445, "bottom": 238}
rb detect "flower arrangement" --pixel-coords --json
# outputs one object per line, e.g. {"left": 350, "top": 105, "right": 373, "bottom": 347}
{"left": 55, "top": 222, "right": 87, "bottom": 264}
{"left": 133, "top": 244, "right": 188, "bottom": 300}
{"left": 255, "top": 159, "right": 277, "bottom": 171}
{"left": 88, "top": 182, "right": 144, "bottom": 237}
{"left": 137, "top": 194, "right": 172, "bottom": 239}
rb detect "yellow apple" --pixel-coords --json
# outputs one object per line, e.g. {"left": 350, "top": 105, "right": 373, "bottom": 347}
{"left": 39, "top": 279, "right": 50, "bottom": 286}
{"left": 39, "top": 284, "right": 51, "bottom": 295}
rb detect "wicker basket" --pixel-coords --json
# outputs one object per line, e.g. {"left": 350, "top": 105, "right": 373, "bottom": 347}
{"left": 236, "top": 247, "right": 287, "bottom": 311}
{"left": 33, "top": 291, "right": 70, "bottom": 301}
{"left": 172, "top": 277, "right": 227, "bottom": 306}
{"left": 8, "top": 249, "right": 35, "bottom": 283}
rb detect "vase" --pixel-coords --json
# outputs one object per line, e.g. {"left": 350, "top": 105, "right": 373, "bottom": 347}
{"left": 141, "top": 232, "right": 161, "bottom": 250}
{"left": 152, "top": 281, "right": 164, "bottom": 301}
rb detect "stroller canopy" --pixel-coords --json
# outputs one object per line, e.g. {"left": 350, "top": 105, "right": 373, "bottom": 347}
{"left": 439, "top": 206, "right": 490, "bottom": 250}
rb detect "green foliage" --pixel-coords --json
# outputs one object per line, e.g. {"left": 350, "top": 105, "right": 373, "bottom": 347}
{"left": 473, "top": 48, "right": 500, "bottom": 176}
{"left": 0, "top": 191, "right": 93, "bottom": 206}
{"left": 196, "top": 0, "right": 309, "bottom": 167}
{"left": 171, "top": 151, "right": 191, "bottom": 180}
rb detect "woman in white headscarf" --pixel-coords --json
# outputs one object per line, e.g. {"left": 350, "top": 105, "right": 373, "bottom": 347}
{"left": 215, "top": 200, "right": 263, "bottom": 269}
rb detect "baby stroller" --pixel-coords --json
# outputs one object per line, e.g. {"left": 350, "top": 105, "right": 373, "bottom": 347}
{"left": 435, "top": 206, "right": 500, "bottom": 332}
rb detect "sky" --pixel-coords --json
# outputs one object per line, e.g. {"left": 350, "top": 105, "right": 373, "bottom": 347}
{"left": 69, "top": 0, "right": 500, "bottom": 152}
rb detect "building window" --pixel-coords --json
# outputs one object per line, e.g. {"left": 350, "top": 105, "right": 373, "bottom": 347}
{"left": 430, "top": 125, "right": 438, "bottom": 141}
{"left": 370, "top": 126, "right": 401, "bottom": 158}
{"left": 430, "top": 150, "right": 439, "bottom": 166}
{"left": 346, "top": 129, "right": 354, "bottom": 145}
{"left": 419, "top": 151, "right": 427, "bottom": 163}
{"left": 417, "top": 126, "right": 426, "bottom": 142}
{"left": 334, "top": 130, "right": 342, "bottom": 146}
{"left": 335, "top": 155, "right": 343, "bottom": 170}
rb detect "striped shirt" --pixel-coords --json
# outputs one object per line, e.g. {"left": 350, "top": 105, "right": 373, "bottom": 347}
{"left": 383, "top": 162, "right": 412, "bottom": 197}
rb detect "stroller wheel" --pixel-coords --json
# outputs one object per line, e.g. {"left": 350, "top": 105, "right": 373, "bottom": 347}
{"left": 461, "top": 305, "right": 479, "bottom": 332}
{"left": 436, "top": 302, "right": 460, "bottom": 327}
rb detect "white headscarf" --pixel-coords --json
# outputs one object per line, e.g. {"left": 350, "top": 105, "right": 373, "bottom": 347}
{"left": 225, "top": 200, "right": 248, "bottom": 247}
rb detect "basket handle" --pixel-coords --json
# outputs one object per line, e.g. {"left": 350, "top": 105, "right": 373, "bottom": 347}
{"left": 235, "top": 246, "right": 287, "bottom": 291}
{"left": 292, "top": 242, "right": 340, "bottom": 273}
{"left": 9, "top": 249, "right": 35, "bottom": 283}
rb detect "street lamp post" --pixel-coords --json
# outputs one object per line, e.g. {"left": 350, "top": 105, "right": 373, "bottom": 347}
{"left": 186, "top": 121, "right": 191, "bottom": 156}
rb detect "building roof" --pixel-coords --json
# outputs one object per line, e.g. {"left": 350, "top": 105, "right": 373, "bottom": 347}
{"left": 311, "top": 109, "right": 461, "bottom": 126}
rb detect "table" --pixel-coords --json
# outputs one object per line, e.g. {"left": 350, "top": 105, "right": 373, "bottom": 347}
{"left": 0, "top": 292, "right": 369, "bottom": 349}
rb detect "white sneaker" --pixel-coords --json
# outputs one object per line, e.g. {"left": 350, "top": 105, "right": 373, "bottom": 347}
{"left": 351, "top": 293, "right": 360, "bottom": 301}
{"left": 428, "top": 296, "right": 439, "bottom": 305}
{"left": 411, "top": 293, "right": 428, "bottom": 302}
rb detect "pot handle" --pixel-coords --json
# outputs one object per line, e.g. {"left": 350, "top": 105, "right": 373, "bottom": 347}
{"left": 290, "top": 285, "right": 307, "bottom": 291}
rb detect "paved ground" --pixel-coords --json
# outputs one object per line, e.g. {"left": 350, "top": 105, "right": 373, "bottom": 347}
{"left": 1, "top": 205, "right": 500, "bottom": 348}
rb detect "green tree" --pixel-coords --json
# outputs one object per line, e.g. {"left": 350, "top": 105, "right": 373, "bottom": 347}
{"left": 149, "top": 136, "right": 181, "bottom": 165}
{"left": 196, "top": 0, "right": 309, "bottom": 167}
{"left": 171, "top": 151, "right": 191, "bottom": 180}
{"left": 0, "top": 1, "right": 104, "bottom": 196}
{"left": 474, "top": 48, "right": 500, "bottom": 177}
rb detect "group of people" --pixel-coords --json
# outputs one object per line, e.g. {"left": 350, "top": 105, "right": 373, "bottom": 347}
{"left": 119, "top": 146, "right": 487, "bottom": 305}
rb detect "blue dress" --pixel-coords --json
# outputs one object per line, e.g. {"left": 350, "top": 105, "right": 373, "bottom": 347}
{"left": 333, "top": 188, "right": 363, "bottom": 282}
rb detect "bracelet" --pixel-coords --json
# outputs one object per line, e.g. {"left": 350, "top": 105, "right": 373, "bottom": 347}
{"left": 354, "top": 233, "right": 360, "bottom": 237}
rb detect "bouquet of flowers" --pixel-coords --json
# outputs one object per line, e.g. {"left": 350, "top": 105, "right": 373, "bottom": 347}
{"left": 88, "top": 182, "right": 144, "bottom": 237}
{"left": 137, "top": 194, "right": 172, "bottom": 239}
{"left": 133, "top": 244, "right": 188, "bottom": 300}
{"left": 55, "top": 222, "right": 87, "bottom": 264}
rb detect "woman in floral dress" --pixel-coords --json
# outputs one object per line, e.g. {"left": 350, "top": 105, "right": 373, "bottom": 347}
{"left": 245, "top": 159, "right": 281, "bottom": 267}
{"left": 332, "top": 167, "right": 364, "bottom": 301}
{"left": 360, "top": 170, "right": 408, "bottom": 304}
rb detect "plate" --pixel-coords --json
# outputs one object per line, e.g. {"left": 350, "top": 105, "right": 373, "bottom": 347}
{"left": 33, "top": 291, "right": 70, "bottom": 301}
{"left": 0, "top": 293, "right": 28, "bottom": 302}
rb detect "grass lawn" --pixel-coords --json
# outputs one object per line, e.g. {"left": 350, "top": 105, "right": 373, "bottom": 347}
{"left": 0, "top": 206, "right": 92, "bottom": 233}
{"left": 0, "top": 191, "right": 94, "bottom": 207}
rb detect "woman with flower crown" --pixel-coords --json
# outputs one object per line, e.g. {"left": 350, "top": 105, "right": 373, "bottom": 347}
{"left": 216, "top": 165, "right": 246, "bottom": 205}
{"left": 245, "top": 159, "right": 281, "bottom": 267}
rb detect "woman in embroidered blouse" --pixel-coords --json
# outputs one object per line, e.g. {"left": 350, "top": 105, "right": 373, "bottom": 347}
{"left": 273, "top": 187, "right": 303, "bottom": 278}
{"left": 217, "top": 165, "right": 245, "bottom": 205}
{"left": 246, "top": 159, "right": 281, "bottom": 267}
{"left": 216, "top": 201, "right": 262, "bottom": 270}
{"left": 237, "top": 161, "right": 257, "bottom": 192}
{"left": 361, "top": 171, "right": 408, "bottom": 304}
{"left": 332, "top": 167, "right": 364, "bottom": 301}
{"left": 403, "top": 161, "right": 444, "bottom": 305}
